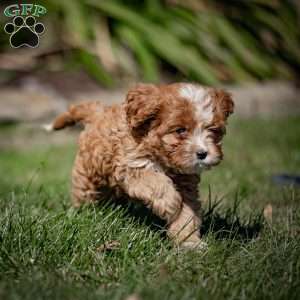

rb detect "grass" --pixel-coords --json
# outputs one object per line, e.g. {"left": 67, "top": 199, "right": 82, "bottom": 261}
{"left": 0, "top": 117, "right": 300, "bottom": 300}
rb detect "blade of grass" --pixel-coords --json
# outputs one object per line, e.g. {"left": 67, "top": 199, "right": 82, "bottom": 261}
{"left": 75, "top": 49, "right": 114, "bottom": 87}
{"left": 116, "top": 25, "right": 159, "bottom": 82}
{"left": 60, "top": 0, "right": 91, "bottom": 47}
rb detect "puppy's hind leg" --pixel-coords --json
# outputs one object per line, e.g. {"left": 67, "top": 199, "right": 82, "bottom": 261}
{"left": 71, "top": 156, "right": 106, "bottom": 207}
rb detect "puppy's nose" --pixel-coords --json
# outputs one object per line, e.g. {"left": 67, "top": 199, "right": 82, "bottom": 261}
{"left": 197, "top": 151, "right": 208, "bottom": 160}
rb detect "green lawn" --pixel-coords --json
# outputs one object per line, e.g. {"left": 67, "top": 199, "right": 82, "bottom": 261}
{"left": 0, "top": 117, "right": 299, "bottom": 300}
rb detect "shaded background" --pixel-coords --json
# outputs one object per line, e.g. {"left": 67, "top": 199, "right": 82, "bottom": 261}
{"left": 2, "top": 0, "right": 300, "bottom": 84}
{"left": 0, "top": 0, "right": 300, "bottom": 124}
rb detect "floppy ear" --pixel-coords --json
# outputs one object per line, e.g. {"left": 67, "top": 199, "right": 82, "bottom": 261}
{"left": 125, "top": 84, "right": 161, "bottom": 140}
{"left": 213, "top": 89, "right": 234, "bottom": 120}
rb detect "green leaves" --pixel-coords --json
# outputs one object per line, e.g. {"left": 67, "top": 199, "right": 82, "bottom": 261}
{"left": 76, "top": 49, "right": 114, "bottom": 87}
{"left": 115, "top": 25, "right": 159, "bottom": 82}
{"left": 89, "top": 0, "right": 219, "bottom": 84}
{"left": 36, "top": 0, "right": 300, "bottom": 85}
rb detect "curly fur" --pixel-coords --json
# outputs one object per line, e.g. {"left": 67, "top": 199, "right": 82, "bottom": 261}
{"left": 51, "top": 83, "right": 234, "bottom": 248}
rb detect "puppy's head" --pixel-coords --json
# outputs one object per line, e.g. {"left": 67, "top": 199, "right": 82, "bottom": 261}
{"left": 125, "top": 83, "right": 234, "bottom": 174}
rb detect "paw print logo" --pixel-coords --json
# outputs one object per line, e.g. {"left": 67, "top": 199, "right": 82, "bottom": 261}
{"left": 4, "top": 16, "right": 45, "bottom": 48}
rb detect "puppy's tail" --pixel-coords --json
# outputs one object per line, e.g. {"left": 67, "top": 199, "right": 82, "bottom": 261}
{"left": 44, "top": 101, "right": 104, "bottom": 131}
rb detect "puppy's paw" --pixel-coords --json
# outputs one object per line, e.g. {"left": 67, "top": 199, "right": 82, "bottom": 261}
{"left": 180, "top": 240, "right": 208, "bottom": 251}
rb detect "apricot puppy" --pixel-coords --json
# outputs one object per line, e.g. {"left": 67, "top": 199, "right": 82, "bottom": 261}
{"left": 50, "top": 83, "right": 234, "bottom": 249}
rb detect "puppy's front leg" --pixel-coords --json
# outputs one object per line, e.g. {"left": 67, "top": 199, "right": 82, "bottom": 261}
{"left": 122, "top": 169, "right": 204, "bottom": 248}
{"left": 167, "top": 174, "right": 204, "bottom": 249}
{"left": 122, "top": 169, "right": 183, "bottom": 225}
{"left": 168, "top": 201, "right": 203, "bottom": 249}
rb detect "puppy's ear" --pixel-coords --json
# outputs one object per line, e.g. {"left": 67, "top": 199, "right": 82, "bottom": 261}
{"left": 125, "top": 84, "right": 161, "bottom": 140}
{"left": 213, "top": 89, "right": 234, "bottom": 120}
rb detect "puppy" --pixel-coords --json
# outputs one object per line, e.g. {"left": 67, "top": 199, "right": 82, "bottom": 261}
{"left": 49, "top": 83, "right": 234, "bottom": 249}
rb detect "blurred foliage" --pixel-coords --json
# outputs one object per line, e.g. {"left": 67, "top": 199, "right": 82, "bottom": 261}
{"left": 1, "top": 0, "right": 300, "bottom": 86}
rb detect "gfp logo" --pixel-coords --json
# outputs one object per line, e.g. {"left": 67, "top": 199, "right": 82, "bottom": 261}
{"left": 3, "top": 4, "right": 47, "bottom": 48}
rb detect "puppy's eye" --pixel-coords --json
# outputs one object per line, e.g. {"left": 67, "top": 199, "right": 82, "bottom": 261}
{"left": 175, "top": 127, "right": 187, "bottom": 134}
{"left": 209, "top": 127, "right": 225, "bottom": 135}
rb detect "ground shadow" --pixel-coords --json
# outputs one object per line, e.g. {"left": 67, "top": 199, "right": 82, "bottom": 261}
{"left": 112, "top": 198, "right": 263, "bottom": 242}
{"left": 201, "top": 211, "right": 263, "bottom": 241}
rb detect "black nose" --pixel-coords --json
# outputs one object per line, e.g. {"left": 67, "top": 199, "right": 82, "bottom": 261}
{"left": 197, "top": 151, "right": 208, "bottom": 160}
